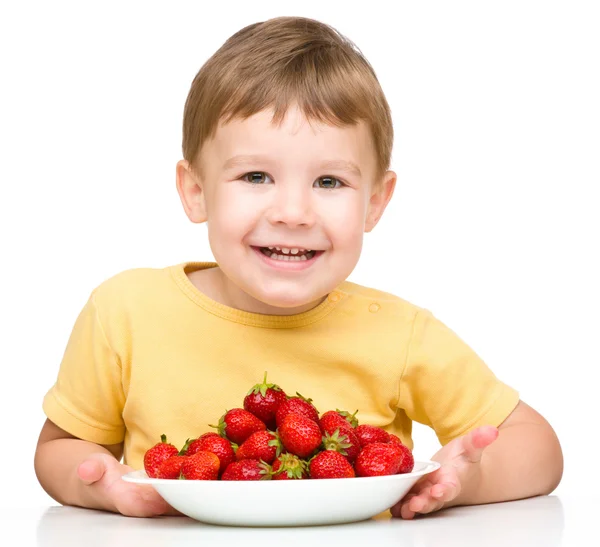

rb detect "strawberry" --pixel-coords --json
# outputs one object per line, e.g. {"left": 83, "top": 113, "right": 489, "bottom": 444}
{"left": 221, "top": 459, "right": 272, "bottom": 481}
{"left": 210, "top": 408, "right": 266, "bottom": 445}
{"left": 395, "top": 443, "right": 415, "bottom": 474}
{"left": 322, "top": 427, "right": 360, "bottom": 463}
{"left": 184, "top": 432, "right": 236, "bottom": 472}
{"left": 355, "top": 424, "right": 390, "bottom": 447}
{"left": 309, "top": 450, "right": 355, "bottom": 479}
{"left": 319, "top": 409, "right": 358, "bottom": 434}
{"left": 389, "top": 433, "right": 403, "bottom": 446}
{"left": 272, "top": 453, "right": 309, "bottom": 480}
{"left": 184, "top": 432, "right": 219, "bottom": 451}
{"left": 180, "top": 450, "right": 220, "bottom": 480}
{"left": 355, "top": 442, "right": 404, "bottom": 477}
{"left": 243, "top": 372, "right": 287, "bottom": 430}
{"left": 143, "top": 434, "right": 179, "bottom": 478}
{"left": 275, "top": 393, "right": 320, "bottom": 428}
{"left": 278, "top": 413, "right": 323, "bottom": 458}
{"left": 157, "top": 455, "right": 188, "bottom": 479}
{"left": 236, "top": 430, "right": 280, "bottom": 464}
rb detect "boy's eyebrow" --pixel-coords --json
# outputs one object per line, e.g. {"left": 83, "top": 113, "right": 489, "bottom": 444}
{"left": 222, "top": 155, "right": 273, "bottom": 171}
{"left": 222, "top": 155, "right": 362, "bottom": 177}
{"left": 319, "top": 160, "right": 362, "bottom": 177}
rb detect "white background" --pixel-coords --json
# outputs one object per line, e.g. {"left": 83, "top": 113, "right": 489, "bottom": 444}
{"left": 1, "top": 0, "right": 598, "bottom": 510}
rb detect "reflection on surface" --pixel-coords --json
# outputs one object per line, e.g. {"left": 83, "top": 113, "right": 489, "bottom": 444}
{"left": 36, "top": 496, "right": 563, "bottom": 547}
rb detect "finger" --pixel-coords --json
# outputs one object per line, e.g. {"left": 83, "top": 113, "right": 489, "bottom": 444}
{"left": 462, "top": 425, "right": 499, "bottom": 463}
{"left": 116, "top": 487, "right": 169, "bottom": 518}
{"left": 430, "top": 481, "right": 460, "bottom": 502}
{"left": 409, "top": 493, "right": 444, "bottom": 515}
{"left": 391, "top": 491, "right": 415, "bottom": 518}
{"left": 139, "top": 488, "right": 170, "bottom": 516}
{"left": 77, "top": 459, "right": 106, "bottom": 486}
{"left": 400, "top": 502, "right": 417, "bottom": 520}
{"left": 396, "top": 494, "right": 418, "bottom": 520}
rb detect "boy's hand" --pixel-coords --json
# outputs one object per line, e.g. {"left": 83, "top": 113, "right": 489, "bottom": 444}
{"left": 77, "top": 453, "right": 181, "bottom": 517}
{"left": 390, "top": 425, "right": 499, "bottom": 519}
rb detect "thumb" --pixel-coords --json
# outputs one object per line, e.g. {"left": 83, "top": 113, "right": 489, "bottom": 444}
{"left": 461, "top": 425, "right": 499, "bottom": 463}
{"left": 77, "top": 457, "right": 107, "bottom": 486}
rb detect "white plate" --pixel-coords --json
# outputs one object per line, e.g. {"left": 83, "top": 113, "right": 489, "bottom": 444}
{"left": 122, "top": 460, "right": 440, "bottom": 527}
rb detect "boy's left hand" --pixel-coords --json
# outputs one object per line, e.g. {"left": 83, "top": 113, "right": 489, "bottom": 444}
{"left": 390, "top": 425, "right": 499, "bottom": 519}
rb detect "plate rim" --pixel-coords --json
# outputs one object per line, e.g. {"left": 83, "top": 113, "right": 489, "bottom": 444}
{"left": 121, "top": 459, "right": 440, "bottom": 484}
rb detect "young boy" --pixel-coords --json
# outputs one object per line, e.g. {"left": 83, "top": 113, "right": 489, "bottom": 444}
{"left": 34, "top": 16, "right": 563, "bottom": 520}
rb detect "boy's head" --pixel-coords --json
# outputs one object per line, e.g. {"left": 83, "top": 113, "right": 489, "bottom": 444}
{"left": 176, "top": 16, "right": 396, "bottom": 313}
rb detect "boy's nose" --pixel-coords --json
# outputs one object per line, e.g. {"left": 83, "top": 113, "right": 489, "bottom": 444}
{"left": 266, "top": 186, "right": 316, "bottom": 228}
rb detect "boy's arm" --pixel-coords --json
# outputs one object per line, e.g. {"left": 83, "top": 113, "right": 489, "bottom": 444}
{"left": 392, "top": 401, "right": 563, "bottom": 519}
{"left": 34, "top": 418, "right": 123, "bottom": 510}
{"left": 448, "top": 400, "right": 563, "bottom": 508}
{"left": 35, "top": 418, "right": 176, "bottom": 517}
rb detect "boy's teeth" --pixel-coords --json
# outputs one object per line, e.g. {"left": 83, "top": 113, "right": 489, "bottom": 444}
{"left": 269, "top": 252, "right": 308, "bottom": 261}
{"left": 265, "top": 246, "right": 310, "bottom": 253}
{"left": 259, "top": 246, "right": 316, "bottom": 260}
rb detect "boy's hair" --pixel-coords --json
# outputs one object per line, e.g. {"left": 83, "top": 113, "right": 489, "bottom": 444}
{"left": 182, "top": 16, "right": 393, "bottom": 181}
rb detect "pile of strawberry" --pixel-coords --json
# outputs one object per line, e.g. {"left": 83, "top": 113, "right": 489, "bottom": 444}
{"left": 144, "top": 373, "right": 414, "bottom": 481}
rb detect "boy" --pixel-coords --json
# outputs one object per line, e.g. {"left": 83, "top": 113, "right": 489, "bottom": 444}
{"left": 34, "top": 16, "right": 563, "bottom": 520}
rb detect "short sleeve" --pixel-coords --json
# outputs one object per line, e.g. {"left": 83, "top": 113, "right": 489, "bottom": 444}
{"left": 42, "top": 292, "right": 126, "bottom": 445}
{"left": 397, "top": 309, "right": 519, "bottom": 445}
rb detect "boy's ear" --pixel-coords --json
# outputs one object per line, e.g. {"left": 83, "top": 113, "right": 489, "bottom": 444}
{"left": 176, "top": 160, "right": 207, "bottom": 223}
{"left": 365, "top": 170, "right": 397, "bottom": 233}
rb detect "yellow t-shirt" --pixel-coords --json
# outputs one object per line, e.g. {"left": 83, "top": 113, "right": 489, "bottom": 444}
{"left": 43, "top": 262, "right": 519, "bottom": 470}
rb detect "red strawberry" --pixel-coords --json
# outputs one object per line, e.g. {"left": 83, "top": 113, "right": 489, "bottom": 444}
{"left": 319, "top": 409, "right": 358, "bottom": 434}
{"left": 395, "top": 443, "right": 415, "bottom": 474}
{"left": 355, "top": 424, "right": 390, "bottom": 447}
{"left": 184, "top": 432, "right": 236, "bottom": 472}
{"left": 180, "top": 450, "right": 220, "bottom": 480}
{"left": 236, "top": 430, "right": 280, "bottom": 464}
{"left": 210, "top": 408, "right": 266, "bottom": 445}
{"left": 309, "top": 450, "right": 355, "bottom": 479}
{"left": 143, "top": 434, "right": 179, "bottom": 478}
{"left": 275, "top": 393, "right": 320, "bottom": 428}
{"left": 355, "top": 442, "right": 403, "bottom": 477}
{"left": 243, "top": 372, "right": 287, "bottom": 430}
{"left": 184, "top": 432, "right": 219, "bottom": 450}
{"left": 389, "top": 433, "right": 403, "bottom": 446}
{"left": 157, "top": 455, "right": 188, "bottom": 479}
{"left": 278, "top": 413, "right": 323, "bottom": 458}
{"left": 221, "top": 459, "right": 272, "bottom": 481}
{"left": 321, "top": 427, "right": 361, "bottom": 463}
{"left": 272, "top": 453, "right": 309, "bottom": 480}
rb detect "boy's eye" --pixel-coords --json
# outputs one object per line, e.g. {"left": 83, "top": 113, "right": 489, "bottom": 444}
{"left": 242, "top": 172, "right": 272, "bottom": 184}
{"left": 240, "top": 172, "right": 343, "bottom": 189}
{"left": 314, "top": 176, "right": 343, "bottom": 189}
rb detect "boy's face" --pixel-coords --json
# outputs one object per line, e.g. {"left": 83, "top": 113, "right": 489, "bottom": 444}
{"left": 177, "top": 106, "right": 395, "bottom": 314}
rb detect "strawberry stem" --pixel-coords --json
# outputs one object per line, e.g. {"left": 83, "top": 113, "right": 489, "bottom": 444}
{"left": 336, "top": 409, "right": 359, "bottom": 428}
{"left": 322, "top": 429, "right": 352, "bottom": 455}
{"left": 179, "top": 438, "right": 193, "bottom": 455}
{"left": 246, "top": 370, "right": 282, "bottom": 397}
{"left": 208, "top": 411, "right": 228, "bottom": 438}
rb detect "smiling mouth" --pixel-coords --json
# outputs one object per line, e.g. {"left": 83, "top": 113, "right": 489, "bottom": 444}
{"left": 255, "top": 246, "right": 318, "bottom": 261}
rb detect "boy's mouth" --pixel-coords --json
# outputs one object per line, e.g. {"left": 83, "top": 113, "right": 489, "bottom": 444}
{"left": 254, "top": 246, "right": 318, "bottom": 261}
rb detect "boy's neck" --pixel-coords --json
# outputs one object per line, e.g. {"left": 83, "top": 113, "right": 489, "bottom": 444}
{"left": 186, "top": 266, "right": 327, "bottom": 316}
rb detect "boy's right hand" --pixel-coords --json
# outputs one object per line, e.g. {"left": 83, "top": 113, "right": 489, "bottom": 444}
{"left": 77, "top": 453, "right": 178, "bottom": 517}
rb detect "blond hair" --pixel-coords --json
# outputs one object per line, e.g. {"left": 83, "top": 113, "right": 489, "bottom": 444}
{"left": 182, "top": 16, "right": 393, "bottom": 180}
